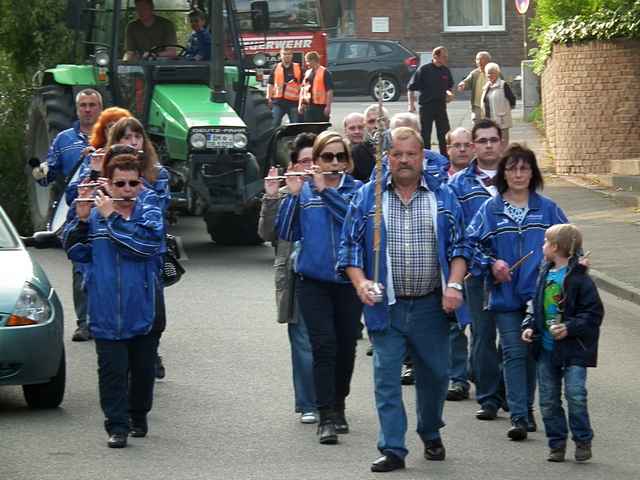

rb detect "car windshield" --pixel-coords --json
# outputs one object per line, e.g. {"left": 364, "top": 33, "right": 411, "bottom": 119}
{"left": 0, "top": 211, "right": 19, "bottom": 248}
{"left": 235, "top": 0, "right": 321, "bottom": 30}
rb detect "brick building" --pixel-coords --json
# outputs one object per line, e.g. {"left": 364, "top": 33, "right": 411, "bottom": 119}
{"left": 335, "top": 0, "right": 534, "bottom": 81}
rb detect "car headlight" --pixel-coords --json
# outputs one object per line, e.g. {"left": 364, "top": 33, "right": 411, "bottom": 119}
{"left": 95, "top": 50, "right": 110, "bottom": 67}
{"left": 233, "top": 133, "right": 248, "bottom": 149}
{"left": 7, "top": 282, "right": 52, "bottom": 326}
{"left": 190, "top": 132, "right": 207, "bottom": 149}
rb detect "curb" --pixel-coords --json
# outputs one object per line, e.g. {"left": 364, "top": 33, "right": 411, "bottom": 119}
{"left": 557, "top": 175, "right": 640, "bottom": 208}
{"left": 590, "top": 268, "right": 640, "bottom": 306}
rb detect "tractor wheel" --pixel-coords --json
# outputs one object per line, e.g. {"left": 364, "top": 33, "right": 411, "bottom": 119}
{"left": 242, "top": 88, "right": 275, "bottom": 178}
{"left": 204, "top": 207, "right": 263, "bottom": 246}
{"left": 25, "top": 86, "right": 75, "bottom": 231}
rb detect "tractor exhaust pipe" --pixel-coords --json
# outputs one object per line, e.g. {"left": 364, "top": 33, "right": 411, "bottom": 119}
{"left": 210, "top": 0, "right": 227, "bottom": 103}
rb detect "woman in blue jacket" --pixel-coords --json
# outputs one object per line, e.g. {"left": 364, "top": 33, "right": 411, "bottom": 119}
{"left": 64, "top": 154, "right": 164, "bottom": 448}
{"left": 276, "top": 131, "right": 363, "bottom": 445}
{"left": 466, "top": 144, "right": 568, "bottom": 441}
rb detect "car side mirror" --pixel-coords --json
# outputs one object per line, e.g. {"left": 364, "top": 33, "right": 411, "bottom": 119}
{"left": 250, "top": 1, "right": 270, "bottom": 33}
{"left": 21, "top": 231, "right": 61, "bottom": 249}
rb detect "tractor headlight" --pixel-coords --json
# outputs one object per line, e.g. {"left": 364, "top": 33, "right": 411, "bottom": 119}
{"left": 253, "top": 53, "right": 267, "bottom": 68}
{"left": 190, "top": 132, "right": 207, "bottom": 149}
{"left": 233, "top": 133, "right": 248, "bottom": 149}
{"left": 95, "top": 50, "right": 110, "bottom": 67}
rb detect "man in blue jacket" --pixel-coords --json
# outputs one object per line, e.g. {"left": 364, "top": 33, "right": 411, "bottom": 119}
{"left": 31, "top": 88, "right": 103, "bottom": 342}
{"left": 338, "top": 127, "right": 470, "bottom": 472}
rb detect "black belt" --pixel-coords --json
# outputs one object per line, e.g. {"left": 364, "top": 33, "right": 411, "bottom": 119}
{"left": 396, "top": 289, "right": 440, "bottom": 301}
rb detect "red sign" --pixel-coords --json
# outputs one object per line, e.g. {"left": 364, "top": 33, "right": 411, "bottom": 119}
{"left": 515, "top": 0, "right": 530, "bottom": 14}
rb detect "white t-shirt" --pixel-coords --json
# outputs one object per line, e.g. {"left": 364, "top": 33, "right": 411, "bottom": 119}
{"left": 478, "top": 167, "right": 498, "bottom": 197}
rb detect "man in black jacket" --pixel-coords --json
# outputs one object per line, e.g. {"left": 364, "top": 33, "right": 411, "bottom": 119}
{"left": 408, "top": 46, "right": 453, "bottom": 158}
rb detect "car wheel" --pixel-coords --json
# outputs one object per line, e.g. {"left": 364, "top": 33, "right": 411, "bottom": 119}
{"left": 23, "top": 348, "right": 66, "bottom": 409}
{"left": 371, "top": 75, "right": 401, "bottom": 102}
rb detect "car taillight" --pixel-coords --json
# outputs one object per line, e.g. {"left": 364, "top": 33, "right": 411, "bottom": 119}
{"left": 404, "top": 56, "right": 418, "bottom": 68}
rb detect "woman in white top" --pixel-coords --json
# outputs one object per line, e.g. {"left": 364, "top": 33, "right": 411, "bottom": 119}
{"left": 481, "top": 63, "right": 517, "bottom": 146}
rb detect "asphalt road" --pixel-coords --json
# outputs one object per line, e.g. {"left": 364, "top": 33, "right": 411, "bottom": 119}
{"left": 1, "top": 101, "right": 639, "bottom": 479}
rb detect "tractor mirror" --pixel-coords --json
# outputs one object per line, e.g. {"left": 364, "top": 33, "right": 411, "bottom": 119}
{"left": 65, "top": 0, "right": 85, "bottom": 30}
{"left": 250, "top": 1, "right": 270, "bottom": 32}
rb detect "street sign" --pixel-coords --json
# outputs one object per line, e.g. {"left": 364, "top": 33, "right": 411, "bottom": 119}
{"left": 515, "top": 0, "right": 530, "bottom": 15}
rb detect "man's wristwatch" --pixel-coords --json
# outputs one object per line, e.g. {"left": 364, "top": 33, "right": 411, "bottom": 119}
{"left": 446, "top": 282, "right": 463, "bottom": 292}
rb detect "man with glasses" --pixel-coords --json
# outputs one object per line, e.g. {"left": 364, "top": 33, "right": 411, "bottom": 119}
{"left": 446, "top": 127, "right": 473, "bottom": 175}
{"left": 340, "top": 127, "right": 470, "bottom": 471}
{"left": 448, "top": 118, "right": 506, "bottom": 421}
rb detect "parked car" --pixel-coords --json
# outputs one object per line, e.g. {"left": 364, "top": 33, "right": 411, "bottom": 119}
{"left": 327, "top": 38, "right": 418, "bottom": 102}
{"left": 0, "top": 206, "right": 65, "bottom": 408}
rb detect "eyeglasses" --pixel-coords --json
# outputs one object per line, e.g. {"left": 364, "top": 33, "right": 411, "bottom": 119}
{"left": 113, "top": 180, "right": 142, "bottom": 188}
{"left": 474, "top": 137, "right": 501, "bottom": 145}
{"left": 319, "top": 151, "right": 348, "bottom": 163}
{"left": 450, "top": 142, "right": 471, "bottom": 150}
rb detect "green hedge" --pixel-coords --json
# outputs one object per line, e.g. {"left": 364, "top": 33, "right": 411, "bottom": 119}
{"left": 532, "top": 0, "right": 640, "bottom": 73}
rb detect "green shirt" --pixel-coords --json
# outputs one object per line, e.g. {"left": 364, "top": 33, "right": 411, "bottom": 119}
{"left": 125, "top": 16, "right": 177, "bottom": 55}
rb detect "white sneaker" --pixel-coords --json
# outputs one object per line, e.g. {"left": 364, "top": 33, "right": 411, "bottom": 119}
{"left": 300, "top": 412, "right": 318, "bottom": 424}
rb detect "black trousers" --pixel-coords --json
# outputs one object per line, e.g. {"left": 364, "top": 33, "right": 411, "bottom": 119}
{"left": 303, "top": 104, "right": 329, "bottom": 123}
{"left": 419, "top": 103, "right": 451, "bottom": 158}
{"left": 95, "top": 332, "right": 160, "bottom": 434}
{"left": 296, "top": 277, "right": 363, "bottom": 413}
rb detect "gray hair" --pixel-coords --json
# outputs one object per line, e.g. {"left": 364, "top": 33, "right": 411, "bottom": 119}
{"left": 363, "top": 104, "right": 389, "bottom": 120}
{"left": 476, "top": 51, "right": 491, "bottom": 61}
{"left": 76, "top": 88, "right": 103, "bottom": 106}
{"left": 485, "top": 62, "right": 501, "bottom": 74}
{"left": 343, "top": 112, "right": 365, "bottom": 128}
{"left": 390, "top": 112, "right": 420, "bottom": 131}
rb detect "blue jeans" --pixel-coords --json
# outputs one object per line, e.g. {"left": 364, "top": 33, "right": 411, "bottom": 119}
{"left": 448, "top": 319, "right": 469, "bottom": 387}
{"left": 370, "top": 293, "right": 449, "bottom": 459}
{"left": 466, "top": 276, "right": 503, "bottom": 409}
{"left": 288, "top": 311, "right": 316, "bottom": 413}
{"left": 495, "top": 310, "right": 536, "bottom": 422}
{"left": 272, "top": 100, "right": 299, "bottom": 128}
{"left": 537, "top": 350, "right": 593, "bottom": 448}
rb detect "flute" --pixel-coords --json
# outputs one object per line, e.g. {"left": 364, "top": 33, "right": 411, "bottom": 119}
{"left": 264, "top": 170, "right": 344, "bottom": 181}
{"left": 77, "top": 182, "right": 107, "bottom": 188}
{"left": 74, "top": 197, "right": 135, "bottom": 203}
{"left": 463, "top": 250, "right": 534, "bottom": 281}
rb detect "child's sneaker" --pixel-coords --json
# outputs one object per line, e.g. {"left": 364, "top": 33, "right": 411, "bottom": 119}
{"left": 547, "top": 446, "right": 566, "bottom": 462}
{"left": 574, "top": 442, "right": 592, "bottom": 462}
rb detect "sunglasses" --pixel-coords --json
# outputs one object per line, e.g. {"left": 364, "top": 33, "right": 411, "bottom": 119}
{"left": 113, "top": 180, "right": 142, "bottom": 188}
{"left": 319, "top": 151, "right": 348, "bottom": 163}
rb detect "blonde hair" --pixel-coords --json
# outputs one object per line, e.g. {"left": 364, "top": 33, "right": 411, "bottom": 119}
{"left": 390, "top": 126, "right": 424, "bottom": 150}
{"left": 305, "top": 51, "right": 321, "bottom": 63}
{"left": 312, "top": 131, "right": 353, "bottom": 173}
{"left": 545, "top": 224, "right": 583, "bottom": 258}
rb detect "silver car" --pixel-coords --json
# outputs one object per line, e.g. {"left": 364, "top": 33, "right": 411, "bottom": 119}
{"left": 0, "top": 206, "right": 65, "bottom": 408}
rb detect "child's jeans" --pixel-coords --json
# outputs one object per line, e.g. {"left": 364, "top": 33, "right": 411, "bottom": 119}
{"left": 537, "top": 349, "right": 594, "bottom": 449}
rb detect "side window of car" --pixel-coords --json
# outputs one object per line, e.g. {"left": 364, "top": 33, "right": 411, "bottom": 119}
{"left": 328, "top": 42, "right": 340, "bottom": 63}
{"left": 343, "top": 42, "right": 372, "bottom": 60}
{"left": 375, "top": 43, "right": 394, "bottom": 56}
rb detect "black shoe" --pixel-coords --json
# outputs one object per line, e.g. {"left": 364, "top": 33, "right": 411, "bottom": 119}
{"left": 574, "top": 441, "right": 592, "bottom": 462}
{"left": 129, "top": 418, "right": 148, "bottom": 438}
{"left": 476, "top": 404, "right": 498, "bottom": 420}
{"left": 107, "top": 433, "right": 127, "bottom": 448}
{"left": 366, "top": 344, "right": 374, "bottom": 356}
{"left": 527, "top": 410, "right": 537, "bottom": 432}
{"left": 334, "top": 412, "right": 349, "bottom": 434}
{"left": 72, "top": 326, "right": 92, "bottom": 342}
{"left": 400, "top": 365, "right": 415, "bottom": 386}
{"left": 507, "top": 419, "right": 528, "bottom": 441}
{"left": 155, "top": 354, "right": 165, "bottom": 379}
{"left": 371, "top": 454, "right": 405, "bottom": 472}
{"left": 424, "top": 438, "right": 446, "bottom": 461}
{"left": 547, "top": 446, "right": 566, "bottom": 462}
{"left": 446, "top": 383, "right": 469, "bottom": 401}
{"left": 317, "top": 421, "right": 338, "bottom": 444}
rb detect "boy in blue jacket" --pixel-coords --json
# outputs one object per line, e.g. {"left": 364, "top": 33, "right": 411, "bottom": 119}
{"left": 185, "top": 9, "right": 211, "bottom": 61}
{"left": 522, "top": 224, "right": 604, "bottom": 463}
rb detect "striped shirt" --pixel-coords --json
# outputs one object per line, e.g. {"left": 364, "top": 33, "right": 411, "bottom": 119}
{"left": 387, "top": 178, "right": 440, "bottom": 297}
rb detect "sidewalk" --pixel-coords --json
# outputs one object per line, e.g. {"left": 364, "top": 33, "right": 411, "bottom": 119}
{"left": 450, "top": 102, "right": 640, "bottom": 305}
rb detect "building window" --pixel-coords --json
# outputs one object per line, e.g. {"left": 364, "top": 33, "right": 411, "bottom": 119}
{"left": 444, "top": 0, "right": 505, "bottom": 32}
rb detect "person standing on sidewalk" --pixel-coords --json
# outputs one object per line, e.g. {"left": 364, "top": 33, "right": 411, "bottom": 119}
{"left": 298, "top": 51, "right": 334, "bottom": 123}
{"left": 522, "top": 224, "right": 603, "bottom": 463}
{"left": 457, "top": 51, "right": 491, "bottom": 124}
{"left": 408, "top": 46, "right": 453, "bottom": 157}
{"left": 481, "top": 62, "right": 516, "bottom": 146}
{"left": 267, "top": 47, "right": 303, "bottom": 127}
{"left": 258, "top": 132, "right": 318, "bottom": 425}
{"left": 339, "top": 127, "right": 470, "bottom": 472}
{"left": 448, "top": 119, "right": 505, "bottom": 416}
{"left": 31, "top": 88, "right": 103, "bottom": 343}
{"left": 466, "top": 144, "right": 568, "bottom": 442}
{"left": 444, "top": 127, "right": 473, "bottom": 401}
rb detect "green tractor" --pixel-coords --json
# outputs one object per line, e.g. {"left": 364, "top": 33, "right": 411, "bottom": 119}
{"left": 26, "top": 0, "right": 274, "bottom": 244}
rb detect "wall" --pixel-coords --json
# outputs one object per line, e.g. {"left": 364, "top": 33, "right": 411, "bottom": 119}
{"left": 541, "top": 40, "right": 640, "bottom": 175}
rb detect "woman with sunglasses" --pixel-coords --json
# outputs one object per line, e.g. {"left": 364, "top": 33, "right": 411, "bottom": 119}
{"left": 259, "top": 132, "right": 318, "bottom": 425}
{"left": 104, "top": 117, "right": 171, "bottom": 381}
{"left": 276, "top": 130, "right": 363, "bottom": 445}
{"left": 466, "top": 144, "right": 568, "bottom": 442}
{"left": 63, "top": 153, "right": 164, "bottom": 448}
